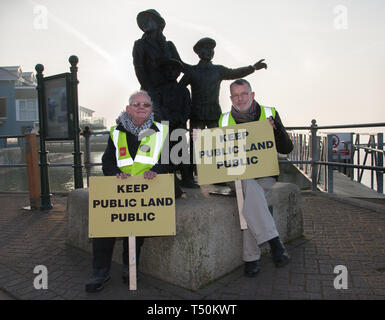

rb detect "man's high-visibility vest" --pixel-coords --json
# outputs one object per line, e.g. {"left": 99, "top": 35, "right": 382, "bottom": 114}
{"left": 110, "top": 122, "right": 168, "bottom": 175}
{"left": 218, "top": 105, "right": 276, "bottom": 127}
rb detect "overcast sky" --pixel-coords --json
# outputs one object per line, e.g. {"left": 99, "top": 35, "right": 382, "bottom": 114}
{"left": 1, "top": 0, "right": 384, "bottom": 130}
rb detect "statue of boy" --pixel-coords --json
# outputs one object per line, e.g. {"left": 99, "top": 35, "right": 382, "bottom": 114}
{"left": 180, "top": 37, "right": 267, "bottom": 129}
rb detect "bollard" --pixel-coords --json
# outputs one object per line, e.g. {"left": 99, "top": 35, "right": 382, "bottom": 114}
{"left": 25, "top": 133, "right": 41, "bottom": 209}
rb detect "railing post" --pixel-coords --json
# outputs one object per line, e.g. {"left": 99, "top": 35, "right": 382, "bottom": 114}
{"left": 83, "top": 126, "right": 91, "bottom": 188}
{"left": 356, "top": 134, "right": 360, "bottom": 182}
{"left": 327, "top": 134, "right": 334, "bottom": 193}
{"left": 311, "top": 119, "right": 319, "bottom": 191}
{"left": 299, "top": 134, "right": 303, "bottom": 170}
{"left": 35, "top": 63, "right": 52, "bottom": 210}
{"left": 69, "top": 55, "right": 84, "bottom": 189}
{"left": 376, "top": 133, "right": 383, "bottom": 193}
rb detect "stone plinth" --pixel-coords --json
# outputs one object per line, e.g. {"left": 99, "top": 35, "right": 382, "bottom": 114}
{"left": 66, "top": 182, "right": 303, "bottom": 290}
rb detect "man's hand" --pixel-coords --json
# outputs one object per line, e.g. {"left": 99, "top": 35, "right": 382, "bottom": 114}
{"left": 268, "top": 116, "right": 277, "bottom": 130}
{"left": 116, "top": 172, "right": 131, "bottom": 179}
{"left": 253, "top": 59, "right": 267, "bottom": 70}
{"left": 144, "top": 170, "right": 157, "bottom": 179}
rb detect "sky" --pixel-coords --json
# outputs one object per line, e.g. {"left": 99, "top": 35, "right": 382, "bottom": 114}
{"left": 0, "top": 0, "right": 384, "bottom": 130}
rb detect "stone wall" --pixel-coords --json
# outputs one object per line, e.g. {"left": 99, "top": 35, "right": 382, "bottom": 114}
{"left": 66, "top": 182, "right": 303, "bottom": 290}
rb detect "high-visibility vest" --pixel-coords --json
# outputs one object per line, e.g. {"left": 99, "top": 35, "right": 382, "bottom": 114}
{"left": 218, "top": 105, "right": 276, "bottom": 127}
{"left": 110, "top": 122, "right": 168, "bottom": 175}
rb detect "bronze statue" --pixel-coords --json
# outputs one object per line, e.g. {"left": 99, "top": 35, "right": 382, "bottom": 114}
{"left": 180, "top": 37, "right": 267, "bottom": 129}
{"left": 151, "top": 58, "right": 198, "bottom": 188}
{"left": 151, "top": 58, "right": 190, "bottom": 128}
{"left": 132, "top": 9, "right": 183, "bottom": 93}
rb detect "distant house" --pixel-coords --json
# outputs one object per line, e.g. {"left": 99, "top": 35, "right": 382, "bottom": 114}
{"left": 0, "top": 66, "right": 106, "bottom": 147}
{"left": 0, "top": 66, "right": 38, "bottom": 147}
{"left": 79, "top": 106, "right": 106, "bottom": 131}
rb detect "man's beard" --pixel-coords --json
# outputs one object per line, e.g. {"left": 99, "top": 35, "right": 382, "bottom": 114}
{"left": 232, "top": 99, "right": 253, "bottom": 114}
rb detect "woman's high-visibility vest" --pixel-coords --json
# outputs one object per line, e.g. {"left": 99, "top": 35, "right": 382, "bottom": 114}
{"left": 110, "top": 122, "right": 168, "bottom": 175}
{"left": 218, "top": 105, "right": 276, "bottom": 127}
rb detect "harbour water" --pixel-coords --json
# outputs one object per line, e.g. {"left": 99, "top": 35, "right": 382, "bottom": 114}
{"left": 0, "top": 152, "right": 104, "bottom": 192}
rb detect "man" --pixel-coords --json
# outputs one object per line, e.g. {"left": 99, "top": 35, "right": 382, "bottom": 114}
{"left": 219, "top": 79, "right": 294, "bottom": 277}
{"left": 85, "top": 90, "right": 169, "bottom": 292}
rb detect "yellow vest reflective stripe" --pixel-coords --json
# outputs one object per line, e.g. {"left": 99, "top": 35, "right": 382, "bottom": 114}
{"left": 111, "top": 126, "right": 134, "bottom": 167}
{"left": 218, "top": 105, "right": 276, "bottom": 127}
{"left": 110, "top": 122, "right": 169, "bottom": 175}
{"left": 259, "top": 105, "right": 276, "bottom": 120}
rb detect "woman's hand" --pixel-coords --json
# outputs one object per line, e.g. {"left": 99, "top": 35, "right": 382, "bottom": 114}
{"left": 144, "top": 170, "right": 157, "bottom": 179}
{"left": 116, "top": 172, "right": 131, "bottom": 179}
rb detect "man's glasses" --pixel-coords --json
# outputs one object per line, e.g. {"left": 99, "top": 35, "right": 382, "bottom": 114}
{"left": 130, "top": 102, "right": 152, "bottom": 108}
{"left": 230, "top": 92, "right": 251, "bottom": 100}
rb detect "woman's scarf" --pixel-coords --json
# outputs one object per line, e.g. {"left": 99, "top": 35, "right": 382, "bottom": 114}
{"left": 230, "top": 100, "right": 258, "bottom": 123}
{"left": 116, "top": 111, "right": 154, "bottom": 137}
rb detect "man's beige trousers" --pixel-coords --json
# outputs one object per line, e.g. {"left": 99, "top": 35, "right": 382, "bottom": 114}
{"left": 241, "top": 177, "right": 279, "bottom": 262}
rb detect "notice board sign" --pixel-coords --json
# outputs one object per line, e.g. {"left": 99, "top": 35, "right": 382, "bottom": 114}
{"left": 331, "top": 133, "right": 353, "bottom": 160}
{"left": 43, "top": 73, "right": 74, "bottom": 140}
{"left": 89, "top": 174, "right": 175, "bottom": 238}
{"left": 194, "top": 120, "right": 279, "bottom": 185}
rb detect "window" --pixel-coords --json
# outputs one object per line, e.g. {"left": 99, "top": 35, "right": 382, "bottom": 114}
{"left": 16, "top": 99, "right": 38, "bottom": 121}
{"left": 0, "top": 97, "right": 6, "bottom": 118}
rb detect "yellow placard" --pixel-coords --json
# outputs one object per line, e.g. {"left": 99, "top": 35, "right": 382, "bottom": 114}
{"left": 88, "top": 174, "right": 175, "bottom": 238}
{"left": 194, "top": 120, "right": 279, "bottom": 185}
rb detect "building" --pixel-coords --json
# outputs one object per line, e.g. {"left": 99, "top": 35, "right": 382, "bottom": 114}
{"left": 0, "top": 65, "right": 106, "bottom": 147}
{"left": 79, "top": 106, "right": 106, "bottom": 131}
{"left": 0, "top": 66, "right": 38, "bottom": 147}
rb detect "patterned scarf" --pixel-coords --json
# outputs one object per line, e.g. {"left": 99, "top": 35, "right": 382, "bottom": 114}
{"left": 116, "top": 111, "right": 154, "bottom": 137}
{"left": 231, "top": 100, "right": 258, "bottom": 123}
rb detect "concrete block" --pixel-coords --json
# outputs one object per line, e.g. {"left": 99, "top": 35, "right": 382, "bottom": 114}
{"left": 66, "top": 188, "right": 92, "bottom": 253}
{"left": 66, "top": 182, "right": 303, "bottom": 291}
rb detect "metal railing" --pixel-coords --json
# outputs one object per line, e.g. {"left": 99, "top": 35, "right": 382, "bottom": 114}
{"left": 286, "top": 120, "right": 385, "bottom": 193}
{"left": 1, "top": 120, "right": 384, "bottom": 194}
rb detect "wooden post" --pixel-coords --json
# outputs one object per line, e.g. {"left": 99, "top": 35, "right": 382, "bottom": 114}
{"left": 234, "top": 180, "right": 248, "bottom": 230}
{"left": 25, "top": 133, "right": 40, "bottom": 210}
{"left": 128, "top": 236, "right": 137, "bottom": 290}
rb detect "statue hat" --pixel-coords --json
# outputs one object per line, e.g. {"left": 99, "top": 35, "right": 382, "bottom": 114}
{"left": 193, "top": 37, "right": 216, "bottom": 54}
{"left": 137, "top": 9, "right": 166, "bottom": 32}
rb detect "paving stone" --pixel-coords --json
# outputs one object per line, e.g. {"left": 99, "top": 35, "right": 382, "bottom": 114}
{"left": 0, "top": 193, "right": 384, "bottom": 300}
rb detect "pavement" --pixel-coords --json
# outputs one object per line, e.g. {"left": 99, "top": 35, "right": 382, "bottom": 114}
{"left": 0, "top": 190, "right": 384, "bottom": 301}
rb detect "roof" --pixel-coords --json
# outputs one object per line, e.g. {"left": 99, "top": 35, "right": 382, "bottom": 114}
{"left": 0, "top": 67, "right": 20, "bottom": 81}
{"left": 0, "top": 66, "right": 36, "bottom": 86}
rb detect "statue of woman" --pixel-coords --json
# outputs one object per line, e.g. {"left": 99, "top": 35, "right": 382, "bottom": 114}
{"left": 132, "top": 9, "right": 183, "bottom": 93}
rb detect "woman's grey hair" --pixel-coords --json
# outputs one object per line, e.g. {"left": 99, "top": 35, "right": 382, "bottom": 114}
{"left": 128, "top": 90, "right": 153, "bottom": 106}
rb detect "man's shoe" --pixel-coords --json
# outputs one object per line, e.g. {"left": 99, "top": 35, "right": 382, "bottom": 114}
{"left": 272, "top": 249, "right": 290, "bottom": 268}
{"left": 268, "top": 236, "right": 291, "bottom": 268}
{"left": 85, "top": 268, "right": 110, "bottom": 293}
{"left": 244, "top": 260, "right": 260, "bottom": 277}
